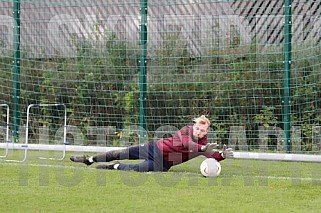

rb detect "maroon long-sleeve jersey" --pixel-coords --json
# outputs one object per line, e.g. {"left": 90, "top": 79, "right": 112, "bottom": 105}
{"left": 156, "top": 124, "right": 225, "bottom": 166}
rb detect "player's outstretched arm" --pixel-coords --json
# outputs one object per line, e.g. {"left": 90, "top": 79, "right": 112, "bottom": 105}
{"left": 201, "top": 143, "right": 219, "bottom": 152}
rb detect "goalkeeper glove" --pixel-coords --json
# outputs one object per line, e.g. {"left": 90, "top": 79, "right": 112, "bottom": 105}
{"left": 221, "top": 144, "right": 234, "bottom": 158}
{"left": 201, "top": 143, "right": 219, "bottom": 152}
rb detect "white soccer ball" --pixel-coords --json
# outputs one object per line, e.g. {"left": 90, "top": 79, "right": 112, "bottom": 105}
{"left": 200, "top": 158, "right": 221, "bottom": 177}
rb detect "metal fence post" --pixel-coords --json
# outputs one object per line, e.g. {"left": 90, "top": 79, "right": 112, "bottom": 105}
{"left": 139, "top": 0, "right": 148, "bottom": 141}
{"left": 283, "top": 0, "right": 292, "bottom": 152}
{"left": 13, "top": 0, "right": 21, "bottom": 142}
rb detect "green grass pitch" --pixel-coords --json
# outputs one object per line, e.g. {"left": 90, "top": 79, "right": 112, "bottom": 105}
{"left": 1, "top": 150, "right": 321, "bottom": 212}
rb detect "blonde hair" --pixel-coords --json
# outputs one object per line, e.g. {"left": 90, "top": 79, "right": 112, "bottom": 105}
{"left": 193, "top": 115, "right": 211, "bottom": 126}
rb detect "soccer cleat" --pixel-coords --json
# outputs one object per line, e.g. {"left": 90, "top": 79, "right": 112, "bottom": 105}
{"left": 70, "top": 155, "right": 93, "bottom": 166}
{"left": 95, "top": 162, "right": 119, "bottom": 170}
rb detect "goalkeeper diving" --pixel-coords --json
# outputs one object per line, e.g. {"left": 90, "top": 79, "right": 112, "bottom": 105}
{"left": 70, "top": 115, "right": 234, "bottom": 171}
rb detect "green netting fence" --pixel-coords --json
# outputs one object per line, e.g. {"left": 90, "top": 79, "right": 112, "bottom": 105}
{"left": 0, "top": 0, "right": 321, "bottom": 154}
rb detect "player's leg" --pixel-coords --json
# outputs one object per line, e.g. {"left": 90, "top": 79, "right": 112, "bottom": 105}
{"left": 70, "top": 143, "right": 148, "bottom": 165}
{"left": 96, "top": 160, "right": 154, "bottom": 172}
{"left": 94, "top": 143, "right": 148, "bottom": 162}
{"left": 94, "top": 144, "right": 152, "bottom": 171}
{"left": 95, "top": 142, "right": 171, "bottom": 172}
{"left": 93, "top": 149, "right": 128, "bottom": 162}
{"left": 70, "top": 149, "right": 124, "bottom": 165}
